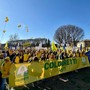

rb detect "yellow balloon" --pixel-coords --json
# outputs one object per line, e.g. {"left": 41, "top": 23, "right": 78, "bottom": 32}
{"left": 3, "top": 30, "right": 6, "bottom": 33}
{"left": 18, "top": 24, "right": 21, "bottom": 28}
{"left": 5, "top": 17, "right": 9, "bottom": 22}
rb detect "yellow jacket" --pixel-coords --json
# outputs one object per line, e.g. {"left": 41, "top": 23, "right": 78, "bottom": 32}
{"left": 0, "top": 59, "right": 4, "bottom": 72}
{"left": 1, "top": 60, "right": 12, "bottom": 78}
{"left": 23, "top": 53, "right": 29, "bottom": 62}
{"left": 36, "top": 52, "right": 41, "bottom": 59}
{"left": 80, "top": 52, "right": 82, "bottom": 57}
{"left": 15, "top": 56, "right": 20, "bottom": 64}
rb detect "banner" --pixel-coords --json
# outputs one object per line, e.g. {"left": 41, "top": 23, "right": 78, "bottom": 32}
{"left": 22, "top": 42, "right": 31, "bottom": 47}
{"left": 9, "top": 56, "right": 90, "bottom": 87}
{"left": 9, "top": 63, "right": 30, "bottom": 87}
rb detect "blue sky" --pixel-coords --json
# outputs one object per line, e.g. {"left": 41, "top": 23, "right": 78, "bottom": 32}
{"left": 0, "top": 0, "right": 90, "bottom": 43}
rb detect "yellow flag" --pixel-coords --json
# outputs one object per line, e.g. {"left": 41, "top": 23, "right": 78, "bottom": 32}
{"left": 4, "top": 42, "right": 8, "bottom": 49}
{"left": 18, "top": 24, "right": 21, "bottom": 28}
{"left": 51, "top": 41, "right": 57, "bottom": 51}
{"left": 5, "top": 17, "right": 9, "bottom": 22}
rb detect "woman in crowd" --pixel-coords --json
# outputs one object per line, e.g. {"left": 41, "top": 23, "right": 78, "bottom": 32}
{"left": 0, "top": 57, "right": 12, "bottom": 90}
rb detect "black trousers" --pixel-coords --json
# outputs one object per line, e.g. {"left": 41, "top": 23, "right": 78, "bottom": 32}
{"left": 0, "top": 71, "right": 2, "bottom": 85}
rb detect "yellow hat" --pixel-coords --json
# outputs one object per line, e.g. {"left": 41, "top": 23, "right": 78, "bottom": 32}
{"left": 5, "top": 57, "right": 10, "bottom": 61}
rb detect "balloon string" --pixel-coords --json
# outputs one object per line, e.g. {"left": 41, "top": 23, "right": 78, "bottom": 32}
{"left": 1, "top": 32, "right": 4, "bottom": 38}
{"left": 4, "top": 22, "right": 7, "bottom": 30}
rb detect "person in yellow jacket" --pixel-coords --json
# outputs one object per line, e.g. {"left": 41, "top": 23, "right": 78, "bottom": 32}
{"left": 0, "top": 57, "right": 12, "bottom": 90}
{"left": 0, "top": 59, "right": 4, "bottom": 89}
{"left": 23, "top": 53, "right": 29, "bottom": 62}
{"left": 14, "top": 54, "right": 20, "bottom": 64}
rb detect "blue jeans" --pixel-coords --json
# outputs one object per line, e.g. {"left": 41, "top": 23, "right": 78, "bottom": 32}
{"left": 0, "top": 78, "right": 6, "bottom": 90}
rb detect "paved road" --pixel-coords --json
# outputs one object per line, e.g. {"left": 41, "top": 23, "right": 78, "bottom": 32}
{"left": 15, "top": 67, "right": 90, "bottom": 90}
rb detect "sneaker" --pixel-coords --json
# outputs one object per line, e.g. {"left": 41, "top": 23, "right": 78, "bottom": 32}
{"left": 59, "top": 78, "right": 69, "bottom": 82}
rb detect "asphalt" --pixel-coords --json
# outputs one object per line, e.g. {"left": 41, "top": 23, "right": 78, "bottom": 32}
{"left": 14, "top": 67, "right": 90, "bottom": 90}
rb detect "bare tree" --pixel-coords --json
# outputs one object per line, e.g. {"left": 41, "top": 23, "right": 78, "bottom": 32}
{"left": 54, "top": 25, "right": 84, "bottom": 46}
{"left": 9, "top": 33, "right": 19, "bottom": 41}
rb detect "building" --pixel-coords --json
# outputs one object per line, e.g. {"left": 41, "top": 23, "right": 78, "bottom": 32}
{"left": 77, "top": 39, "right": 90, "bottom": 48}
{"left": 7, "top": 38, "right": 50, "bottom": 49}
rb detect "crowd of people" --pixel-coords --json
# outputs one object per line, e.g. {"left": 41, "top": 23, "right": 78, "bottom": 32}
{"left": 0, "top": 47, "right": 88, "bottom": 90}
{"left": 0, "top": 47, "right": 87, "bottom": 62}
